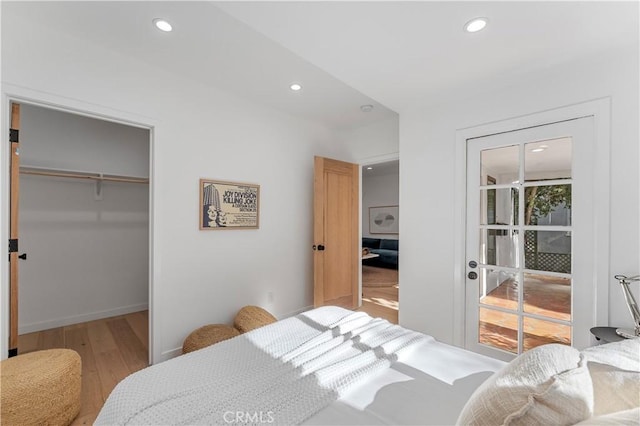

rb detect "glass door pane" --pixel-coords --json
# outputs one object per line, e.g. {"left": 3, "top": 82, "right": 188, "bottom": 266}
{"left": 523, "top": 317, "right": 571, "bottom": 351}
{"left": 524, "top": 137, "right": 572, "bottom": 182}
{"left": 523, "top": 273, "right": 571, "bottom": 321}
{"left": 479, "top": 308, "right": 518, "bottom": 353}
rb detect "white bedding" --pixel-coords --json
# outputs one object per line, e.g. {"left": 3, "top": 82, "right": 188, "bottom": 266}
{"left": 96, "top": 306, "right": 504, "bottom": 425}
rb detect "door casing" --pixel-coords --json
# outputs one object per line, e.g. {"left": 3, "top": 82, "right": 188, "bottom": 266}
{"left": 1, "top": 85, "right": 156, "bottom": 363}
{"left": 453, "top": 99, "right": 611, "bottom": 349}
{"left": 8, "top": 102, "right": 21, "bottom": 357}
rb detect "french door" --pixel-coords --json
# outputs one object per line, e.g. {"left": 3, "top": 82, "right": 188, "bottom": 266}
{"left": 465, "top": 117, "right": 595, "bottom": 360}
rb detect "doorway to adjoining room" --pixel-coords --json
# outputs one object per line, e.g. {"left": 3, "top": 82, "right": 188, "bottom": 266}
{"left": 360, "top": 160, "right": 399, "bottom": 323}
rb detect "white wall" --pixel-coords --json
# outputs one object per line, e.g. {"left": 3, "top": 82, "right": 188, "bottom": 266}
{"left": 399, "top": 45, "right": 640, "bottom": 344}
{"left": 20, "top": 104, "right": 150, "bottom": 176}
{"left": 362, "top": 173, "right": 399, "bottom": 239}
{"left": 1, "top": 13, "right": 349, "bottom": 361}
{"left": 338, "top": 116, "right": 399, "bottom": 162}
{"left": 18, "top": 104, "right": 149, "bottom": 333}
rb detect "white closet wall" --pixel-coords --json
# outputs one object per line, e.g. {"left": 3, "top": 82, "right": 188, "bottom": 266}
{"left": 18, "top": 104, "right": 149, "bottom": 333}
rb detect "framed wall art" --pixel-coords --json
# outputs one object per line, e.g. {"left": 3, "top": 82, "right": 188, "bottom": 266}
{"left": 369, "top": 205, "right": 399, "bottom": 234}
{"left": 199, "top": 179, "right": 260, "bottom": 230}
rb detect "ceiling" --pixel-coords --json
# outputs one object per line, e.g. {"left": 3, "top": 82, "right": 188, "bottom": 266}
{"left": 4, "top": 1, "right": 638, "bottom": 130}
{"left": 363, "top": 160, "right": 399, "bottom": 178}
{"left": 219, "top": 1, "right": 639, "bottom": 112}
{"left": 3, "top": 1, "right": 396, "bottom": 130}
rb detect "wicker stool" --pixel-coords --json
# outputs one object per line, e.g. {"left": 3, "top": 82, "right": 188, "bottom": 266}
{"left": 182, "top": 324, "right": 241, "bottom": 354}
{"left": 1, "top": 349, "right": 81, "bottom": 426}
{"left": 234, "top": 305, "right": 277, "bottom": 333}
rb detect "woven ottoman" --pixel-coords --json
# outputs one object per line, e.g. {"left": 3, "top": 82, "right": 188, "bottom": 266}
{"left": 233, "top": 305, "right": 277, "bottom": 333}
{"left": 1, "top": 349, "right": 81, "bottom": 426}
{"left": 182, "top": 324, "right": 241, "bottom": 354}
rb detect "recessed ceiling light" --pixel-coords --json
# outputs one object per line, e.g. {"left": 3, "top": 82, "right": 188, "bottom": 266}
{"left": 531, "top": 148, "right": 546, "bottom": 153}
{"left": 366, "top": 167, "right": 373, "bottom": 170}
{"left": 464, "top": 17, "right": 488, "bottom": 33}
{"left": 153, "top": 19, "right": 172, "bottom": 32}
{"left": 360, "top": 105, "right": 374, "bottom": 113}
{"left": 290, "top": 83, "right": 302, "bottom": 91}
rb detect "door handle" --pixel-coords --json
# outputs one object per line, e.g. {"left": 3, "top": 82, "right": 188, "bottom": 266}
{"left": 18, "top": 253, "right": 27, "bottom": 260}
{"left": 317, "top": 245, "right": 325, "bottom": 251}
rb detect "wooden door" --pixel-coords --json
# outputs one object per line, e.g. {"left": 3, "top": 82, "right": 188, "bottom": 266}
{"left": 8, "top": 102, "right": 21, "bottom": 357}
{"left": 313, "top": 156, "right": 359, "bottom": 309}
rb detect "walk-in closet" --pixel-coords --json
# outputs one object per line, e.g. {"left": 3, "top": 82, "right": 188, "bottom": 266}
{"left": 14, "top": 104, "right": 150, "bottom": 362}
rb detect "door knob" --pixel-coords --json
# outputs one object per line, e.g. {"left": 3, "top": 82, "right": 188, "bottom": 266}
{"left": 318, "top": 245, "right": 325, "bottom": 251}
{"left": 18, "top": 253, "right": 27, "bottom": 260}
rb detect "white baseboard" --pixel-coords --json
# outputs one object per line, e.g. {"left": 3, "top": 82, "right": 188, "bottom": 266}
{"left": 280, "top": 305, "right": 313, "bottom": 319}
{"left": 19, "top": 303, "right": 149, "bottom": 334}
{"left": 157, "top": 347, "right": 182, "bottom": 364}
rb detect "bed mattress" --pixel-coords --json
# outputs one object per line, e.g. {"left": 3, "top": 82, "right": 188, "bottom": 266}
{"left": 96, "top": 306, "right": 504, "bottom": 425}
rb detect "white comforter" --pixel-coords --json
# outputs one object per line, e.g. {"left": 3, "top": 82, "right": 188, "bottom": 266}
{"left": 96, "top": 306, "right": 504, "bottom": 425}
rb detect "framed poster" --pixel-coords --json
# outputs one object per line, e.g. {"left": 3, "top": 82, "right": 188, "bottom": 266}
{"left": 199, "top": 179, "right": 260, "bottom": 230}
{"left": 369, "top": 205, "right": 399, "bottom": 234}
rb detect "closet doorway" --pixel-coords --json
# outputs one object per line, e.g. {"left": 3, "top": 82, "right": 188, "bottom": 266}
{"left": 10, "top": 102, "right": 150, "bottom": 378}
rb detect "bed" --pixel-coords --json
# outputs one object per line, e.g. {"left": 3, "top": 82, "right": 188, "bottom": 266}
{"left": 96, "top": 306, "right": 640, "bottom": 425}
{"left": 96, "top": 306, "right": 504, "bottom": 425}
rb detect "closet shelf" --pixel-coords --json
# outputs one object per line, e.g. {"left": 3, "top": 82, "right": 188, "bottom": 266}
{"left": 19, "top": 165, "right": 149, "bottom": 184}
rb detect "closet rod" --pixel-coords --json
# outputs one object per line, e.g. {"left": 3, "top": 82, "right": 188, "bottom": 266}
{"left": 19, "top": 167, "right": 149, "bottom": 184}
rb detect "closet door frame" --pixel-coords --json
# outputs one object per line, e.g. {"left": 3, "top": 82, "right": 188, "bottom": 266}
{"left": 1, "top": 85, "right": 156, "bottom": 363}
{"left": 8, "top": 103, "right": 20, "bottom": 357}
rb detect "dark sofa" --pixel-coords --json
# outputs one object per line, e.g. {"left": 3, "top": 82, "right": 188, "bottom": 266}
{"left": 362, "top": 238, "right": 398, "bottom": 269}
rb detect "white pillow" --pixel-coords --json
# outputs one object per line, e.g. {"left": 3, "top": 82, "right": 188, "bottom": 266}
{"left": 582, "top": 338, "right": 640, "bottom": 371}
{"left": 574, "top": 407, "right": 640, "bottom": 425}
{"left": 581, "top": 338, "right": 640, "bottom": 416}
{"left": 456, "top": 344, "right": 593, "bottom": 426}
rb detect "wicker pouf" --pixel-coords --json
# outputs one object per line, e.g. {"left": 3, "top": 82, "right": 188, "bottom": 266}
{"left": 234, "top": 305, "right": 277, "bottom": 333}
{"left": 1, "top": 349, "right": 81, "bottom": 426}
{"left": 182, "top": 324, "right": 241, "bottom": 354}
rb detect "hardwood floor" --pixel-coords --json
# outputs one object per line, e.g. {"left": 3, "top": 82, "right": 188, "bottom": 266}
{"left": 358, "top": 265, "right": 399, "bottom": 323}
{"left": 17, "top": 311, "right": 149, "bottom": 425}
{"left": 359, "top": 285, "right": 399, "bottom": 324}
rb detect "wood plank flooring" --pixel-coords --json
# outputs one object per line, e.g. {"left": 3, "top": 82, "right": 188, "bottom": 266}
{"left": 358, "top": 265, "right": 399, "bottom": 324}
{"left": 17, "top": 311, "right": 149, "bottom": 425}
{"left": 359, "top": 285, "right": 399, "bottom": 324}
